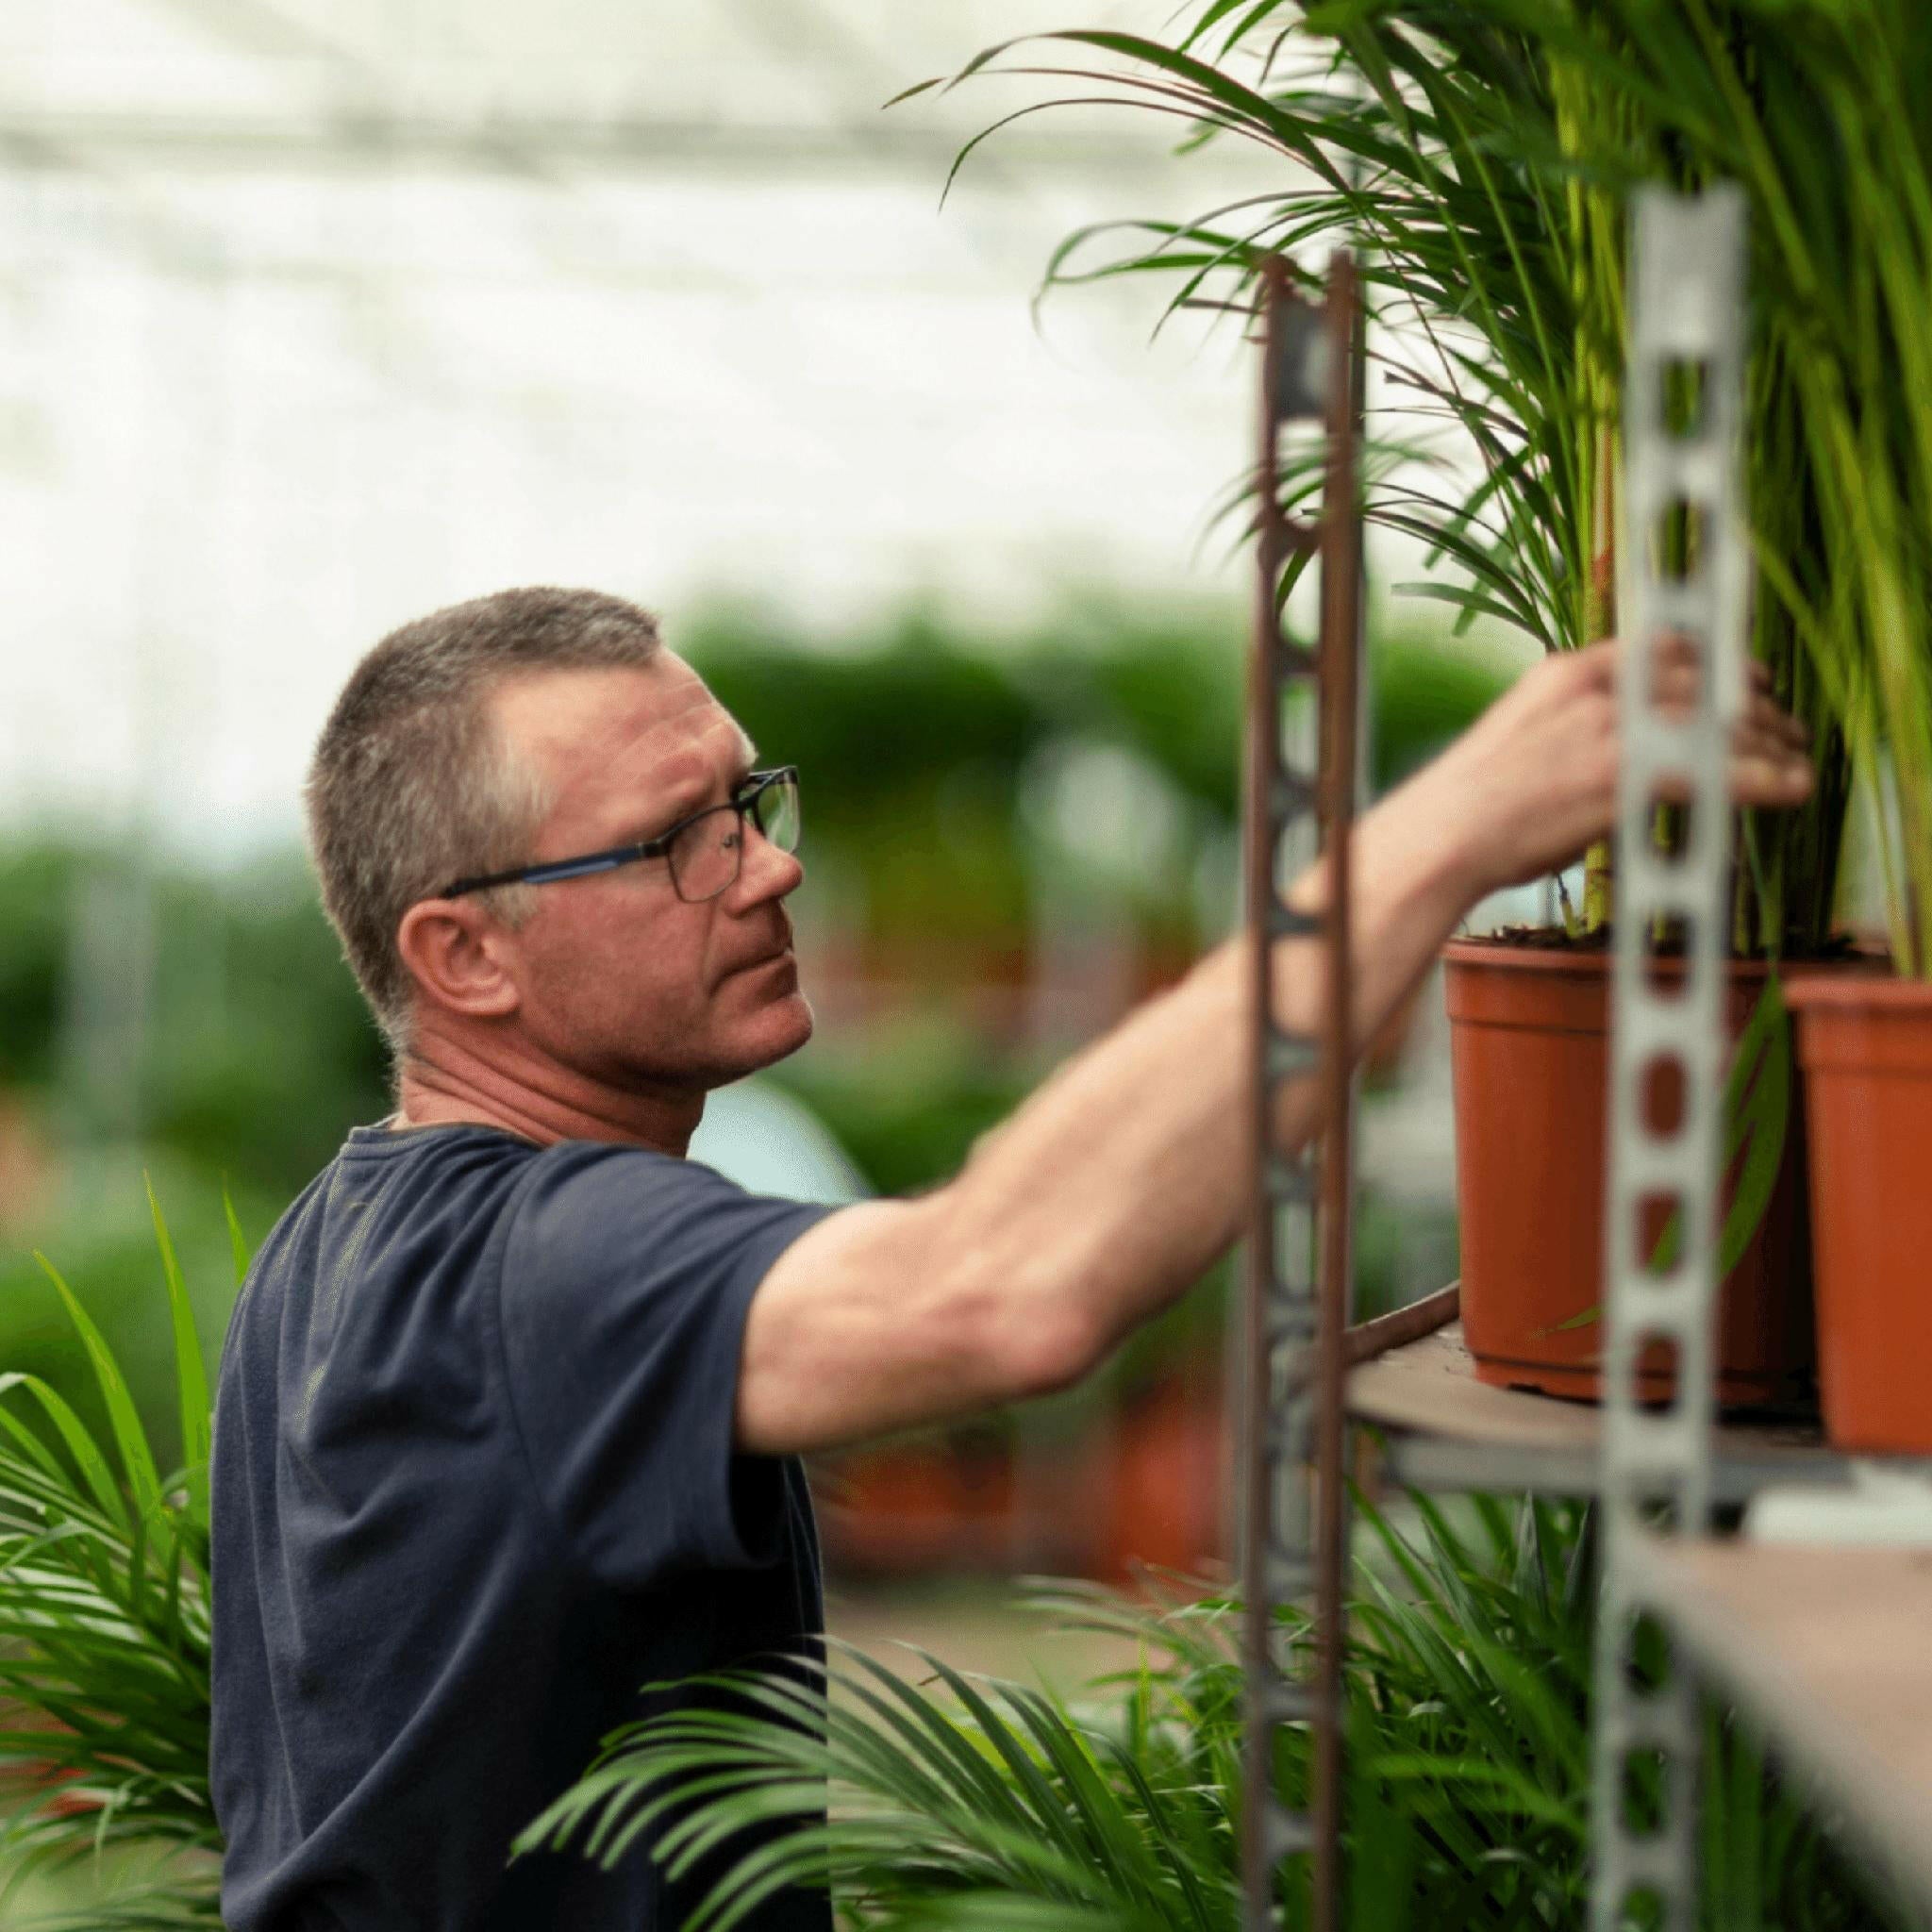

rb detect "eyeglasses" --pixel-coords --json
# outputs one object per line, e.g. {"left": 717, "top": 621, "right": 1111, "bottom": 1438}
{"left": 441, "top": 766, "right": 801, "bottom": 906}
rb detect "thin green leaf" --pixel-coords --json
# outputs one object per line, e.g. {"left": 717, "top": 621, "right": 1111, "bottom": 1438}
{"left": 31, "top": 1255, "right": 161, "bottom": 1527}
{"left": 146, "top": 1180, "right": 210, "bottom": 1503}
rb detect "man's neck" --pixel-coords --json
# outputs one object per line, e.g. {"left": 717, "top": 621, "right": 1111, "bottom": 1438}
{"left": 393, "top": 1028, "right": 703, "bottom": 1158}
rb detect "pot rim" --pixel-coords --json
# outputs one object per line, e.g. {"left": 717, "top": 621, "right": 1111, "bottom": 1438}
{"left": 1441, "top": 935, "right": 1607, "bottom": 975}
{"left": 1441, "top": 933, "right": 1793, "bottom": 980}
{"left": 1784, "top": 968, "right": 1930, "bottom": 1012}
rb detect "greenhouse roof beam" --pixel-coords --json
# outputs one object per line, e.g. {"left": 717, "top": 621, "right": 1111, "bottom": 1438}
{"left": 0, "top": 108, "right": 1201, "bottom": 180}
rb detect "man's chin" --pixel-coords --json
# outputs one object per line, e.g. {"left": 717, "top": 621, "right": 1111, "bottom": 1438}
{"left": 727, "top": 989, "right": 815, "bottom": 1078}
{"left": 768, "top": 989, "right": 815, "bottom": 1056}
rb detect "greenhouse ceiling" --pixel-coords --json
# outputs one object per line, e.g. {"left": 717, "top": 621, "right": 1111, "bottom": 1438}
{"left": 0, "top": 1, "right": 1277, "bottom": 848}
{"left": 6, "top": 0, "right": 1215, "bottom": 173}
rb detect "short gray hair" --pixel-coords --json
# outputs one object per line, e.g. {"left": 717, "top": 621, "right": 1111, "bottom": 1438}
{"left": 306, "top": 586, "right": 663, "bottom": 1053}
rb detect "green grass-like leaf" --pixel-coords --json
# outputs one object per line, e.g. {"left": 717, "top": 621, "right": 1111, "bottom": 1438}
{"left": 145, "top": 1180, "right": 209, "bottom": 1514}
{"left": 0, "top": 1200, "right": 223, "bottom": 1928}
{"left": 917, "top": 0, "right": 1898, "bottom": 958}
{"left": 528, "top": 1494, "right": 1901, "bottom": 1929}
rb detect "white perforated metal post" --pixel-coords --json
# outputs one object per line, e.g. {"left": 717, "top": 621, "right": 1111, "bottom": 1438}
{"left": 1241, "top": 252, "right": 1362, "bottom": 1932}
{"left": 1590, "top": 185, "right": 1749, "bottom": 1932}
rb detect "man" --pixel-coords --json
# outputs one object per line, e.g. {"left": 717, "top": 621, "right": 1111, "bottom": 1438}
{"left": 209, "top": 586, "right": 1811, "bottom": 1930}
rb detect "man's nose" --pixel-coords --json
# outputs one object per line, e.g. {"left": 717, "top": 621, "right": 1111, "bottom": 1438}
{"left": 731, "top": 822, "right": 804, "bottom": 905}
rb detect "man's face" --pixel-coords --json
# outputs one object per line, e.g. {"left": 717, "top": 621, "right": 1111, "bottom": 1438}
{"left": 483, "top": 656, "right": 812, "bottom": 1094}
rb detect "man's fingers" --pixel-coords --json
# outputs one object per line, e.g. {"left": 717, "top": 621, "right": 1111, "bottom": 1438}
{"left": 1646, "top": 721, "right": 1812, "bottom": 808}
{"left": 1727, "top": 748, "right": 1815, "bottom": 808}
{"left": 1742, "top": 689, "right": 1807, "bottom": 749}
{"left": 1564, "top": 641, "right": 1784, "bottom": 725}
{"left": 1727, "top": 698, "right": 1813, "bottom": 804}
{"left": 1578, "top": 639, "right": 1619, "bottom": 673}
{"left": 1732, "top": 718, "right": 1811, "bottom": 777}
{"left": 1448, "top": 637, "right": 1811, "bottom": 894}
{"left": 1633, "top": 658, "right": 1809, "bottom": 754}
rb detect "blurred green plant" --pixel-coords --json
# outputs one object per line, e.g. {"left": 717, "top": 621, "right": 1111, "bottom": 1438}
{"left": 910, "top": 2, "right": 1878, "bottom": 957}
{"left": 524, "top": 1492, "right": 1898, "bottom": 1931}
{"left": 0, "top": 847, "right": 75, "bottom": 1095}
{"left": 0, "top": 1160, "right": 275, "bottom": 1482}
{"left": 0, "top": 843, "right": 389, "bottom": 1195}
{"left": 0, "top": 1186, "right": 225, "bottom": 1929}
{"left": 684, "top": 599, "right": 1511, "bottom": 958}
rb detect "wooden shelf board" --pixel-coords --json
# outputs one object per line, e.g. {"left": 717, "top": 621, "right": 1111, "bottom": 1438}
{"left": 1631, "top": 1536, "right": 1932, "bottom": 1911}
{"left": 1345, "top": 1304, "right": 1846, "bottom": 1499}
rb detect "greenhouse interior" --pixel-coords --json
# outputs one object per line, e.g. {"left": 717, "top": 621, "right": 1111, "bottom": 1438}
{"left": 0, "top": 2, "right": 1928, "bottom": 1928}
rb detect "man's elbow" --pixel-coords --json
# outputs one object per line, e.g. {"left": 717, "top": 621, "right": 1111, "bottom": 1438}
{"left": 975, "top": 1287, "right": 1106, "bottom": 1405}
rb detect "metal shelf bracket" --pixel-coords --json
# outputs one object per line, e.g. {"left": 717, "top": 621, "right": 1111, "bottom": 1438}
{"left": 1241, "top": 251, "right": 1364, "bottom": 1932}
{"left": 1591, "top": 183, "right": 1750, "bottom": 1932}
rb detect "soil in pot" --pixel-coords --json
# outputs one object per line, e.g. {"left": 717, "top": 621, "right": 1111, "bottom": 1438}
{"left": 1785, "top": 971, "right": 1932, "bottom": 1452}
{"left": 1444, "top": 935, "right": 1815, "bottom": 1407}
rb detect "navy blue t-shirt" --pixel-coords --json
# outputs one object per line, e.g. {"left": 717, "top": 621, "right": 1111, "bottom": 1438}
{"left": 210, "top": 1123, "right": 836, "bottom": 1931}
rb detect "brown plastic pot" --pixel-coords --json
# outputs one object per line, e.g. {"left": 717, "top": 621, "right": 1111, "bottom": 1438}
{"left": 1784, "top": 972, "right": 1932, "bottom": 1452}
{"left": 1443, "top": 937, "right": 1815, "bottom": 1406}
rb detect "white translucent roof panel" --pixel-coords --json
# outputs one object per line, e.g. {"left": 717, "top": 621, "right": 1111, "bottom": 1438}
{"left": 4, "top": 0, "right": 311, "bottom": 118}
{"left": 4, "top": 0, "right": 1199, "bottom": 147}
{"left": 0, "top": 3, "right": 1303, "bottom": 851}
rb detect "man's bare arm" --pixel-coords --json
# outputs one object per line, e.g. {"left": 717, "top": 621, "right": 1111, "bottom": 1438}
{"left": 737, "top": 643, "right": 1811, "bottom": 1456}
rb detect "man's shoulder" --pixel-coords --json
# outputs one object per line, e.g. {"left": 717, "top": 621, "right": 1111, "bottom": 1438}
{"left": 230, "top": 1128, "right": 758, "bottom": 1331}
{"left": 224, "top": 1124, "right": 557, "bottom": 1356}
{"left": 246, "top": 1122, "right": 533, "bottom": 1256}
{"left": 501, "top": 1137, "right": 824, "bottom": 1286}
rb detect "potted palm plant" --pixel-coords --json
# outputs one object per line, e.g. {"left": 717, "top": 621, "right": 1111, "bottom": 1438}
{"left": 908, "top": 0, "right": 1879, "bottom": 1406}
{"left": 1707, "top": 6, "right": 1932, "bottom": 1453}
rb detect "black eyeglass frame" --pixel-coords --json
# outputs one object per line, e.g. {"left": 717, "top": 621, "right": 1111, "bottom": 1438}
{"left": 440, "top": 765, "right": 800, "bottom": 903}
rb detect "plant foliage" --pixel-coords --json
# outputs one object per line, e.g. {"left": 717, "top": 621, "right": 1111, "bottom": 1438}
{"left": 0, "top": 1184, "right": 226, "bottom": 1928}
{"left": 524, "top": 1493, "right": 1900, "bottom": 1930}
{"left": 894, "top": 0, "right": 1932, "bottom": 958}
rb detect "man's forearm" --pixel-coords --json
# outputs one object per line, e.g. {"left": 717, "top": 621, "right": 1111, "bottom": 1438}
{"left": 945, "top": 770, "right": 1484, "bottom": 1373}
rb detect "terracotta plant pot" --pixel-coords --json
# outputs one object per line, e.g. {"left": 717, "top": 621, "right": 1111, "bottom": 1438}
{"left": 1444, "top": 937, "right": 1815, "bottom": 1406}
{"left": 1784, "top": 972, "right": 1932, "bottom": 1452}
{"left": 1100, "top": 1374, "right": 1224, "bottom": 1582}
{"left": 813, "top": 1430, "right": 1015, "bottom": 1575}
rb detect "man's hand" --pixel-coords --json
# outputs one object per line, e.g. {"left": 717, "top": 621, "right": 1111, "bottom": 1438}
{"left": 1406, "top": 638, "right": 1813, "bottom": 898}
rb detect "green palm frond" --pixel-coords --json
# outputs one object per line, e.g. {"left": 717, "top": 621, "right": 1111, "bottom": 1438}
{"left": 528, "top": 1493, "right": 1900, "bottom": 1929}
{"left": 915, "top": 0, "right": 1924, "bottom": 958}
{"left": 520, "top": 1635, "right": 1239, "bottom": 1932}
{"left": 0, "top": 1190, "right": 229, "bottom": 1928}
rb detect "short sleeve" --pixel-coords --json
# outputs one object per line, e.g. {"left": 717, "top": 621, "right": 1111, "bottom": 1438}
{"left": 495, "top": 1143, "right": 835, "bottom": 1591}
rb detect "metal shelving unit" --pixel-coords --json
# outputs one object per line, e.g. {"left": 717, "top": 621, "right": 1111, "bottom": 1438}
{"left": 1242, "top": 184, "right": 1932, "bottom": 1932}
{"left": 1238, "top": 249, "right": 1363, "bottom": 1932}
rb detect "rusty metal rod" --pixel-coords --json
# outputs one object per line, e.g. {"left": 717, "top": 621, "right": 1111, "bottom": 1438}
{"left": 1239, "top": 248, "right": 1362, "bottom": 1932}
{"left": 1239, "top": 251, "right": 1291, "bottom": 1932}
{"left": 1310, "top": 246, "right": 1362, "bottom": 1932}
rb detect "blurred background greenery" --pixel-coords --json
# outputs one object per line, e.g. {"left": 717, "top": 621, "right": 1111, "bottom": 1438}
{"left": 0, "top": 594, "right": 1504, "bottom": 1586}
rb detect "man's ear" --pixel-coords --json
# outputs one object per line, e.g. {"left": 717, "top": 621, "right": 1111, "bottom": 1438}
{"left": 395, "top": 898, "right": 522, "bottom": 1024}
